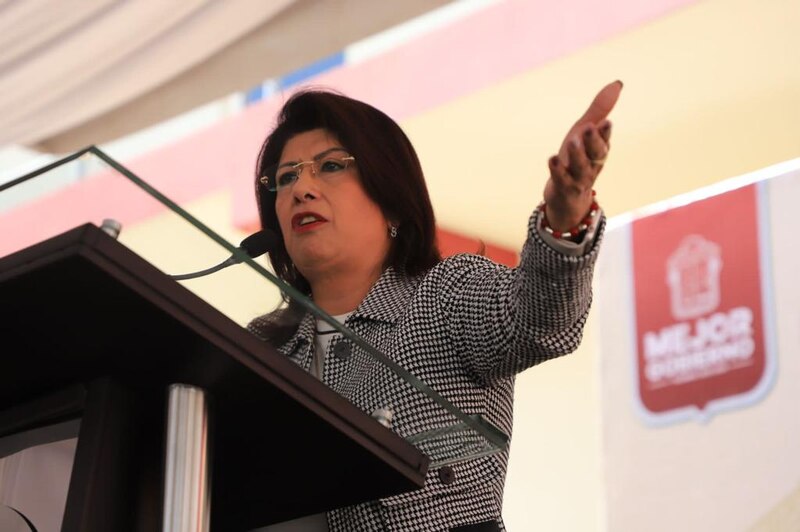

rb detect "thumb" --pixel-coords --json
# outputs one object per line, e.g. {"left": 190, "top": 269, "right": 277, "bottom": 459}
{"left": 575, "top": 80, "right": 623, "bottom": 126}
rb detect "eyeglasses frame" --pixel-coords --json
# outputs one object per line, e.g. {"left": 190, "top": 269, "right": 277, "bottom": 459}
{"left": 259, "top": 151, "right": 356, "bottom": 193}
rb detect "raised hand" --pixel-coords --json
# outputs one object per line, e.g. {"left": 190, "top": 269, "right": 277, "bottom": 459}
{"left": 543, "top": 80, "right": 622, "bottom": 232}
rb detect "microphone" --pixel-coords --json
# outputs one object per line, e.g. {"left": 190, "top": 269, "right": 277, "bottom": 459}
{"left": 170, "top": 229, "right": 278, "bottom": 281}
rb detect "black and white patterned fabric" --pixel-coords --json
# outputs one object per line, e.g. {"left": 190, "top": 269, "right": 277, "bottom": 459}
{"left": 248, "top": 209, "right": 605, "bottom": 531}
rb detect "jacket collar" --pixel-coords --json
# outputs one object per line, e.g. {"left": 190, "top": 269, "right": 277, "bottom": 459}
{"left": 350, "top": 266, "right": 420, "bottom": 324}
{"left": 280, "top": 267, "right": 420, "bottom": 354}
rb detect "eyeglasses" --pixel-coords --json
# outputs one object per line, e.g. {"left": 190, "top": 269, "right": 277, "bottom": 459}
{"left": 259, "top": 149, "right": 356, "bottom": 192}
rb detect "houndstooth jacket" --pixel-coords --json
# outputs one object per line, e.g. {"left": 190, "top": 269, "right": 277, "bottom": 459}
{"left": 248, "top": 210, "right": 605, "bottom": 531}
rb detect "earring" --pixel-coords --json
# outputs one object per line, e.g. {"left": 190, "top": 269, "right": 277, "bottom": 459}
{"left": 390, "top": 225, "right": 398, "bottom": 238}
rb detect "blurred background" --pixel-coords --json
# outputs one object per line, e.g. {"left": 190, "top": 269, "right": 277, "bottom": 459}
{"left": 1, "top": 0, "right": 798, "bottom": 530}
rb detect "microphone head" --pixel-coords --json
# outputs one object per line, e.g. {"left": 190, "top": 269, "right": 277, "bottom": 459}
{"left": 238, "top": 229, "right": 279, "bottom": 258}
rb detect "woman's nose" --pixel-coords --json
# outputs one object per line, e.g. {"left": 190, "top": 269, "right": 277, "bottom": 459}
{"left": 291, "top": 163, "right": 319, "bottom": 201}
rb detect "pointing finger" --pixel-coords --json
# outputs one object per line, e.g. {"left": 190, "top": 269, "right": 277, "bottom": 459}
{"left": 576, "top": 80, "right": 623, "bottom": 127}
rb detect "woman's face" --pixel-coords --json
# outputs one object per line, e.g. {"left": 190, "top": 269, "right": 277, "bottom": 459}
{"left": 274, "top": 128, "right": 392, "bottom": 284}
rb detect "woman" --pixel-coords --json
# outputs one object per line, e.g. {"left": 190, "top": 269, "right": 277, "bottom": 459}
{"left": 249, "top": 81, "right": 621, "bottom": 531}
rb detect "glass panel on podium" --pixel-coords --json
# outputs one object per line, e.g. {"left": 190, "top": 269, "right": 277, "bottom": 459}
{"left": 0, "top": 422, "right": 79, "bottom": 532}
{"left": 0, "top": 147, "right": 509, "bottom": 468}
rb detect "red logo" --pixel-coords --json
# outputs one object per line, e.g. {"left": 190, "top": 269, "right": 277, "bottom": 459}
{"left": 631, "top": 184, "right": 774, "bottom": 423}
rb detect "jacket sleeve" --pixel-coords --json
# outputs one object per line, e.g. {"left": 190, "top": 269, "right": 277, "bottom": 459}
{"left": 432, "top": 209, "right": 606, "bottom": 385}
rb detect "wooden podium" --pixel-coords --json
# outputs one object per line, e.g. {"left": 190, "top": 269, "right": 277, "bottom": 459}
{"left": 0, "top": 224, "right": 428, "bottom": 531}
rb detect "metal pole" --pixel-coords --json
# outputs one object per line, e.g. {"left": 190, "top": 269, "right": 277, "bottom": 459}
{"left": 162, "top": 384, "right": 211, "bottom": 532}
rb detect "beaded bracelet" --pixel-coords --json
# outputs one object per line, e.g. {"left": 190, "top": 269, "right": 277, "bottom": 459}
{"left": 539, "top": 191, "right": 600, "bottom": 240}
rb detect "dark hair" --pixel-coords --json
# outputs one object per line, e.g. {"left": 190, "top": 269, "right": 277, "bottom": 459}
{"left": 254, "top": 90, "right": 440, "bottom": 341}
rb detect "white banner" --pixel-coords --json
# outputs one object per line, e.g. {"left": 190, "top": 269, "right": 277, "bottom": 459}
{"left": 597, "top": 159, "right": 800, "bottom": 531}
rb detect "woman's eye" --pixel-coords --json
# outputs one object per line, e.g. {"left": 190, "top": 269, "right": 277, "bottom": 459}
{"left": 276, "top": 170, "right": 298, "bottom": 187}
{"left": 319, "top": 159, "right": 346, "bottom": 173}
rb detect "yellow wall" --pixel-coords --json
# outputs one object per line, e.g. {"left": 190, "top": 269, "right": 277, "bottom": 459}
{"left": 406, "top": 0, "right": 800, "bottom": 245}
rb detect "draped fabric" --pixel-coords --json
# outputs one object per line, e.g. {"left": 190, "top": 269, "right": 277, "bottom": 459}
{"left": 0, "top": 0, "right": 296, "bottom": 147}
{"left": 0, "top": 0, "right": 450, "bottom": 151}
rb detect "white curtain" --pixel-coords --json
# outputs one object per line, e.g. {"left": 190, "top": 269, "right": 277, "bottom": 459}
{"left": 0, "top": 0, "right": 296, "bottom": 147}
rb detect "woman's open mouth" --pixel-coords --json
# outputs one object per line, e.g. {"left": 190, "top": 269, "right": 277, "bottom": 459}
{"left": 291, "top": 212, "right": 328, "bottom": 233}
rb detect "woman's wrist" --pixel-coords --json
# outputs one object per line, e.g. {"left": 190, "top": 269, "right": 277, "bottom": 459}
{"left": 539, "top": 191, "right": 600, "bottom": 241}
